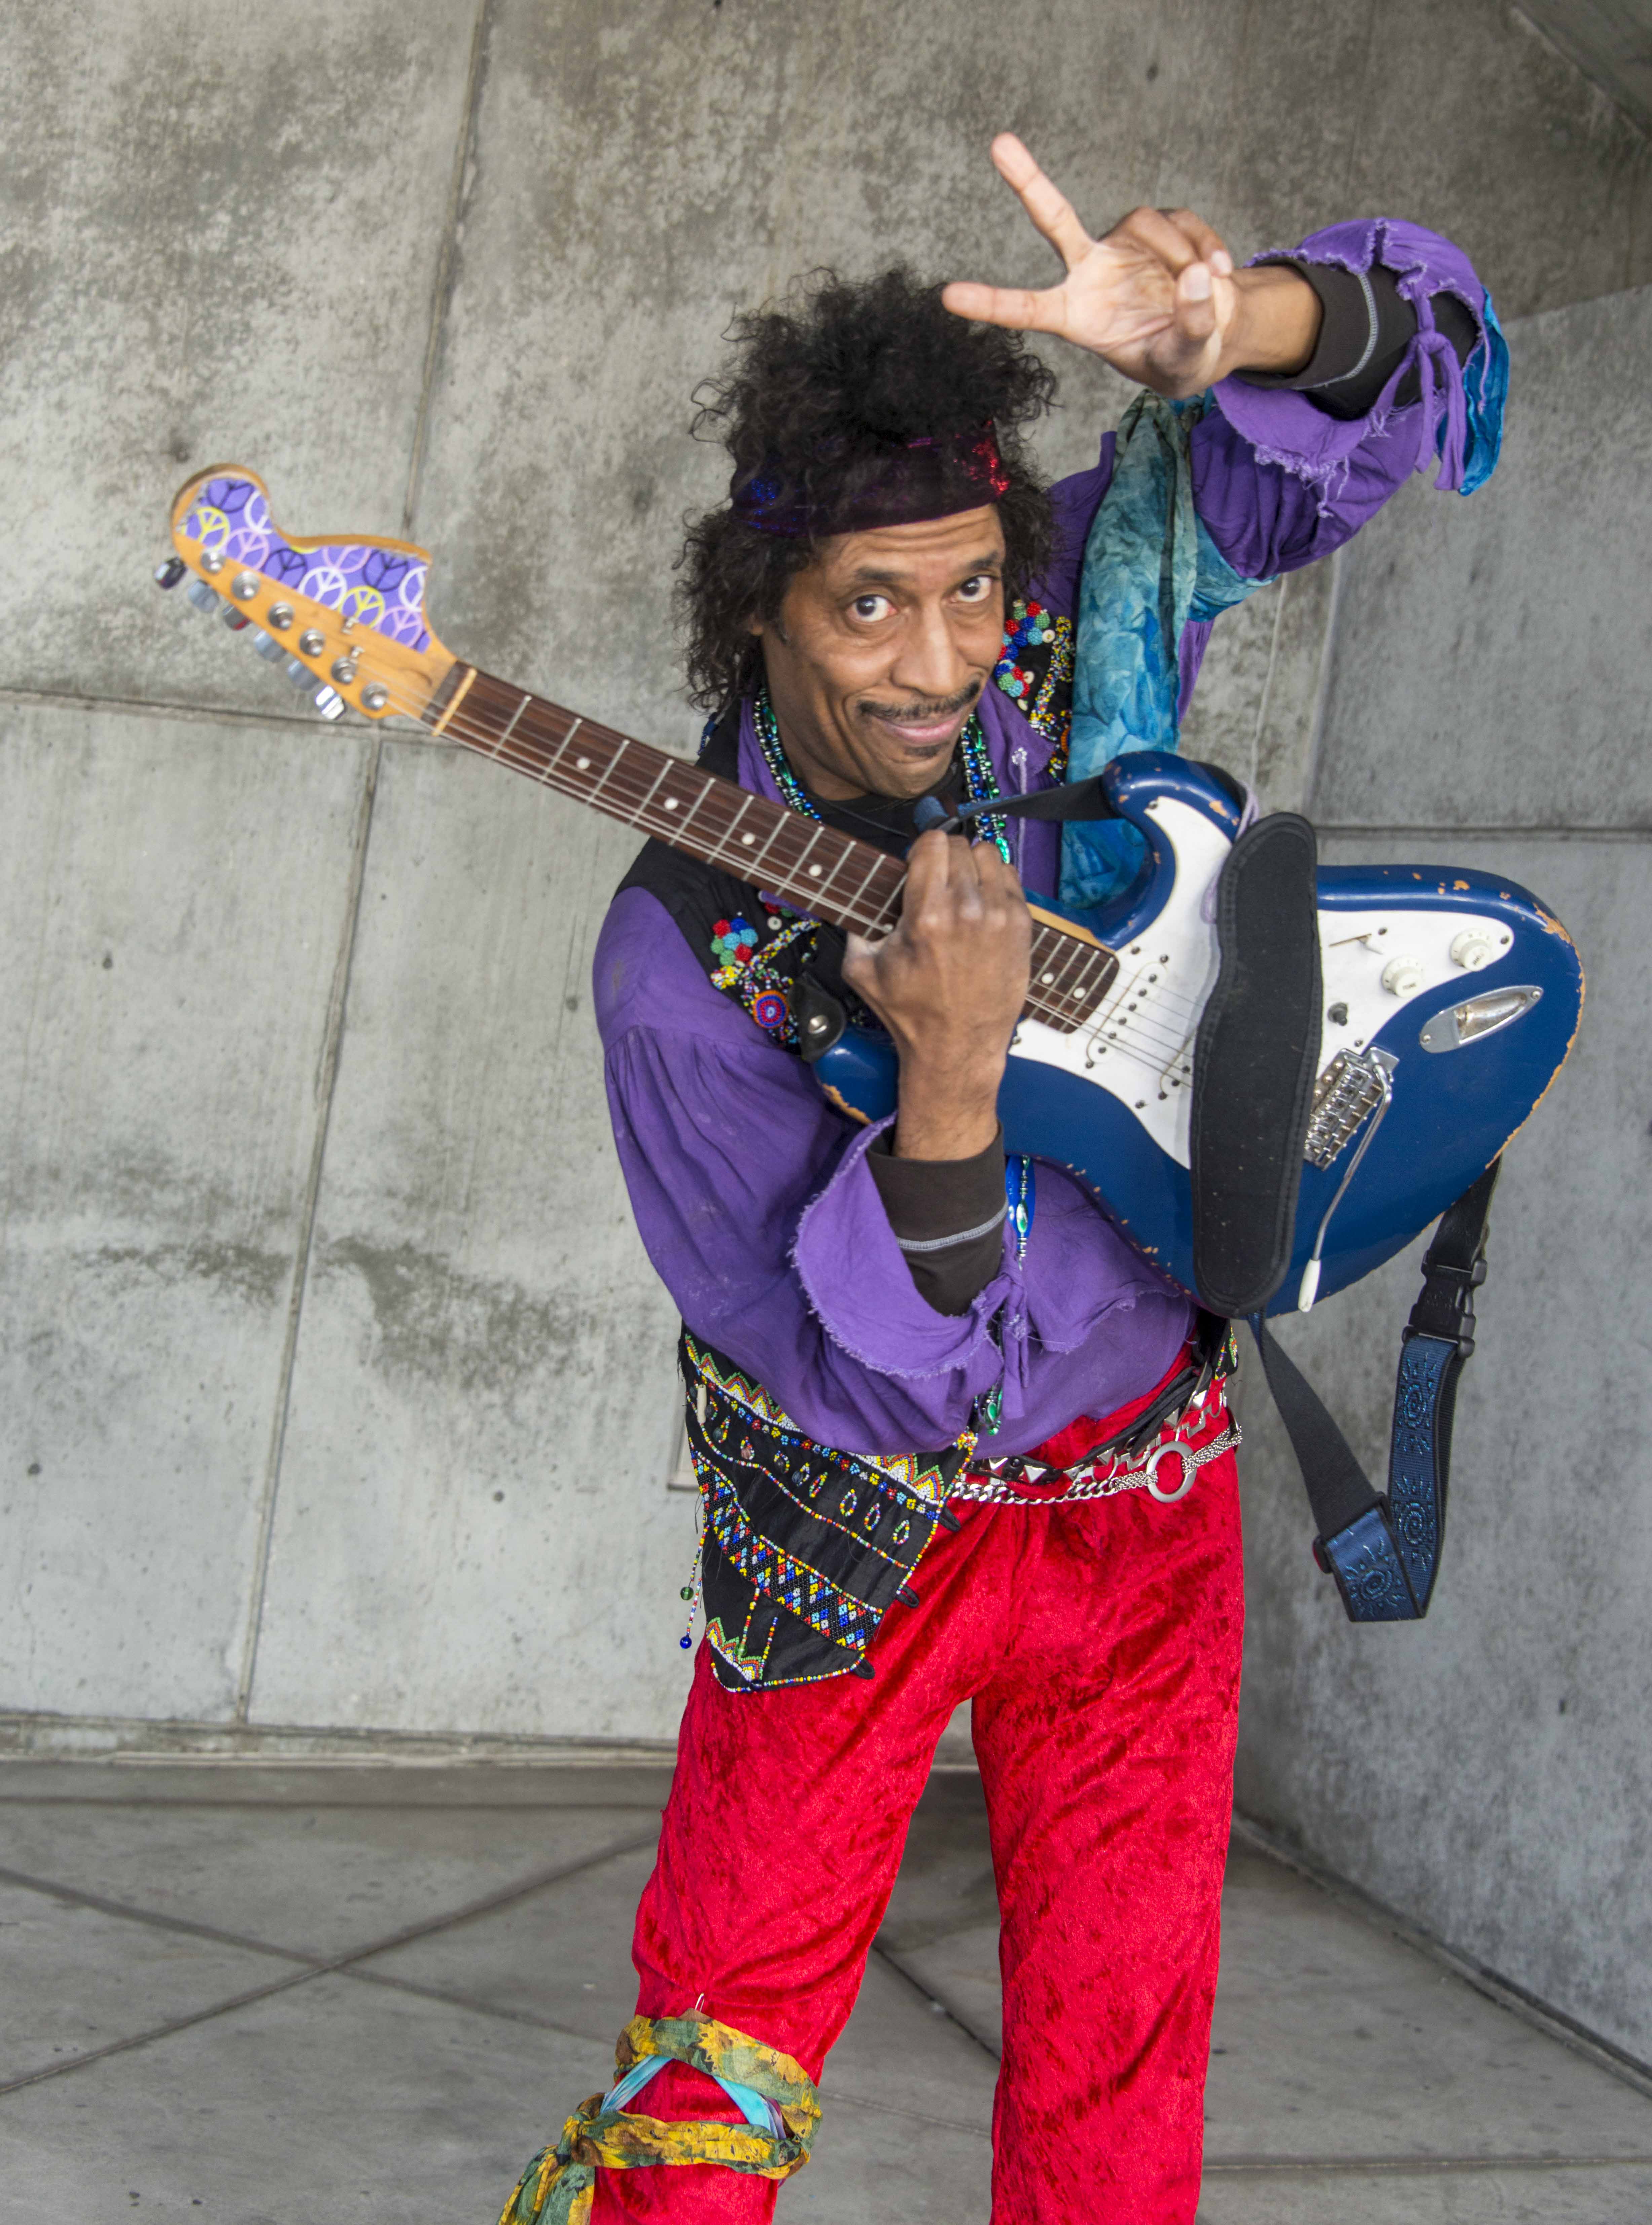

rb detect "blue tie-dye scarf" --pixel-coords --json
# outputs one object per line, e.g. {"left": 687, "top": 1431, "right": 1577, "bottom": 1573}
{"left": 1062, "top": 305, "right": 1508, "bottom": 910}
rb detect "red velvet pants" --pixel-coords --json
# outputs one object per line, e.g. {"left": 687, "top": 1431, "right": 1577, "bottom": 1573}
{"left": 593, "top": 1425, "right": 1243, "bottom": 2225}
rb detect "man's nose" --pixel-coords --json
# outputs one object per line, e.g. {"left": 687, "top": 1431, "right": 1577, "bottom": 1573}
{"left": 887, "top": 600, "right": 973, "bottom": 703}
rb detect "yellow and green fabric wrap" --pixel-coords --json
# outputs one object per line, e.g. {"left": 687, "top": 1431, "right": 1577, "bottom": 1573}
{"left": 497, "top": 2011, "right": 822, "bottom": 2225}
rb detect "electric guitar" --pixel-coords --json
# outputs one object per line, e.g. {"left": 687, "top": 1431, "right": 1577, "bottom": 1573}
{"left": 156, "top": 468, "right": 1583, "bottom": 1317}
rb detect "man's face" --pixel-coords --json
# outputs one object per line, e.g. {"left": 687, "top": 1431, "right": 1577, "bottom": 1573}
{"left": 753, "top": 505, "right": 1006, "bottom": 802}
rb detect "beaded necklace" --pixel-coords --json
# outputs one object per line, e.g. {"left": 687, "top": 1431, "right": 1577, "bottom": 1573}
{"left": 751, "top": 690, "right": 1011, "bottom": 863}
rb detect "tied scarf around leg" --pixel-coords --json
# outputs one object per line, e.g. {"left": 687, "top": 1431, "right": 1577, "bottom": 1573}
{"left": 497, "top": 2012, "right": 822, "bottom": 2225}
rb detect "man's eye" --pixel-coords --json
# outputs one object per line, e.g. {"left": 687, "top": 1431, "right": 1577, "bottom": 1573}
{"left": 851, "top": 595, "right": 892, "bottom": 621}
{"left": 957, "top": 575, "right": 994, "bottom": 602}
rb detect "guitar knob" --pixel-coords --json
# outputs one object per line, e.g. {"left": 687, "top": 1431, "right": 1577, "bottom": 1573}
{"left": 221, "top": 604, "right": 251, "bottom": 632}
{"left": 251, "top": 629, "right": 286, "bottom": 663}
{"left": 284, "top": 656, "right": 314, "bottom": 688}
{"left": 310, "top": 685, "right": 345, "bottom": 722}
{"left": 153, "top": 556, "right": 187, "bottom": 590}
{"left": 1450, "top": 931, "right": 1497, "bottom": 971}
{"left": 186, "top": 579, "right": 219, "bottom": 614}
{"left": 1381, "top": 957, "right": 1424, "bottom": 997}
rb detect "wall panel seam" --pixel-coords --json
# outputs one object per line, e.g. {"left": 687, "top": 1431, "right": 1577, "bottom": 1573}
{"left": 233, "top": 738, "right": 385, "bottom": 1721}
{"left": 401, "top": 0, "right": 495, "bottom": 540}
{"left": 0, "top": 686, "right": 347, "bottom": 733}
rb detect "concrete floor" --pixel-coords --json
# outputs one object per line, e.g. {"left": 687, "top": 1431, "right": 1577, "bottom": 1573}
{"left": 0, "top": 1763, "right": 1647, "bottom": 2223}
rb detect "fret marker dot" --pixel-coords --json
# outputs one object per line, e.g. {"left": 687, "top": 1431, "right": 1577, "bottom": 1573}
{"left": 1040, "top": 972, "right": 1054, "bottom": 984}
{"left": 808, "top": 864, "right": 822, "bottom": 876}
{"left": 741, "top": 832, "right": 755, "bottom": 845}
{"left": 663, "top": 797, "right": 678, "bottom": 810}
{"left": 575, "top": 756, "right": 590, "bottom": 771}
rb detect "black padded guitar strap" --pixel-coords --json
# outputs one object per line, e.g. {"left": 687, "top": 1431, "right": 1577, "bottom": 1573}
{"left": 1248, "top": 1158, "right": 1500, "bottom": 1621}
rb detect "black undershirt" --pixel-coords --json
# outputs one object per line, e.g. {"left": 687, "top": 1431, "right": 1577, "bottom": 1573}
{"left": 1241, "top": 261, "right": 1478, "bottom": 416}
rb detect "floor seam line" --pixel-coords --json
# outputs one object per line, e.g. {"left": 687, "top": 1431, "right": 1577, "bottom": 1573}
{"left": 0, "top": 1797, "right": 669, "bottom": 1814}
{"left": 1201, "top": 2153, "right": 1652, "bottom": 2178}
{"left": 0, "top": 1862, "right": 325, "bottom": 1967}
{"left": 1231, "top": 1814, "right": 1652, "bottom": 2099}
{"left": 871, "top": 1940, "right": 1001, "bottom": 2063}
{"left": 0, "top": 1828, "right": 658, "bottom": 2097}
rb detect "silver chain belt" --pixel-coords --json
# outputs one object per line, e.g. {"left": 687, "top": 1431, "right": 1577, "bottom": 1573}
{"left": 952, "top": 1395, "right": 1241, "bottom": 1508}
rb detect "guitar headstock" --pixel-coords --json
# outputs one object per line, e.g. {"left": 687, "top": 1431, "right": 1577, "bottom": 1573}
{"left": 155, "top": 466, "right": 457, "bottom": 724}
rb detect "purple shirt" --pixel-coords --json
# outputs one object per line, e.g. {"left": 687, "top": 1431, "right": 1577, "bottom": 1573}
{"left": 594, "top": 223, "right": 1490, "bottom": 1459}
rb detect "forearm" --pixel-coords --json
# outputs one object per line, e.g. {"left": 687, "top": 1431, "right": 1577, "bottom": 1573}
{"left": 1213, "top": 263, "right": 1322, "bottom": 384}
{"left": 892, "top": 1051, "right": 1002, "bottom": 1161}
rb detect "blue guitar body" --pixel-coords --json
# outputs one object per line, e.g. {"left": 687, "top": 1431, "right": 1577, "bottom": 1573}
{"left": 815, "top": 756, "right": 1583, "bottom": 1317}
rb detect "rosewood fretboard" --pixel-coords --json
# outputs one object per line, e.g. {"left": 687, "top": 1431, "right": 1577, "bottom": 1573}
{"left": 422, "top": 662, "right": 1117, "bottom": 1033}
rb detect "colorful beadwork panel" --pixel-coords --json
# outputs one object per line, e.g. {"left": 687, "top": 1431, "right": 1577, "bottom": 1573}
{"left": 681, "top": 1331, "right": 970, "bottom": 1692}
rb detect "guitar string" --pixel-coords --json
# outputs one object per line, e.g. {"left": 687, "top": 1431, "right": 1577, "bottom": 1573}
{"left": 349, "top": 668, "right": 1205, "bottom": 1062}
{"left": 354, "top": 672, "right": 1212, "bottom": 1068}
{"left": 353, "top": 671, "right": 1214, "bottom": 1067}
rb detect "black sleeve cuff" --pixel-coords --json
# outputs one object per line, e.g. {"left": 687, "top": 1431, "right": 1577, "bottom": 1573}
{"left": 1235, "top": 260, "right": 1478, "bottom": 420}
{"left": 868, "top": 1127, "right": 1007, "bottom": 1317}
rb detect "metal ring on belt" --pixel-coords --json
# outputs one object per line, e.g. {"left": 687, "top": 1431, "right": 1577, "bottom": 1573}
{"left": 952, "top": 1391, "right": 1240, "bottom": 1508}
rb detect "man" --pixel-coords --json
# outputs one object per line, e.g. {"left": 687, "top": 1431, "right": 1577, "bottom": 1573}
{"left": 501, "top": 135, "right": 1499, "bottom": 2224}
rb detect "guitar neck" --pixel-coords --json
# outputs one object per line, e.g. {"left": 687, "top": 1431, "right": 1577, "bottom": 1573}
{"left": 422, "top": 663, "right": 1114, "bottom": 1032}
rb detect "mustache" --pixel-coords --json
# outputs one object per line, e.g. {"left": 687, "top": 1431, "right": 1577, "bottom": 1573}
{"left": 856, "top": 680, "right": 981, "bottom": 726}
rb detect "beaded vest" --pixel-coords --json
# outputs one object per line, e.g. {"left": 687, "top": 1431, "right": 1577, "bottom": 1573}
{"left": 617, "top": 616, "right": 1074, "bottom": 1691}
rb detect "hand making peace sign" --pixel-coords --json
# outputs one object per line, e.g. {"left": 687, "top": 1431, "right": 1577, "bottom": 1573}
{"left": 943, "top": 135, "right": 1319, "bottom": 398}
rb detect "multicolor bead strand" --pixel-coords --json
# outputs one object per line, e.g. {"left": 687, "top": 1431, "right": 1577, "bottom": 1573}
{"left": 751, "top": 690, "right": 819, "bottom": 820}
{"left": 753, "top": 689, "right": 1010, "bottom": 863}
{"left": 679, "top": 1491, "right": 705, "bottom": 1652}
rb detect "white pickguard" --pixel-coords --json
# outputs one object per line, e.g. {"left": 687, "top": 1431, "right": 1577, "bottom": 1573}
{"left": 1010, "top": 797, "right": 1515, "bottom": 1170}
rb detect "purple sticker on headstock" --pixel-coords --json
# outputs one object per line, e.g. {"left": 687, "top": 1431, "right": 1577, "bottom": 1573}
{"left": 182, "top": 478, "right": 432, "bottom": 652}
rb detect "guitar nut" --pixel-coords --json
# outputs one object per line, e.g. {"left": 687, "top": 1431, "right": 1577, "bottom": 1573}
{"left": 267, "top": 603, "right": 294, "bottom": 631}
{"left": 361, "top": 682, "right": 389, "bottom": 712}
{"left": 299, "top": 629, "right": 325, "bottom": 656}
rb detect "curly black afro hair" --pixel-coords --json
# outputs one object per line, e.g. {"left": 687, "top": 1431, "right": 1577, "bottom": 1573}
{"left": 676, "top": 267, "right": 1058, "bottom": 712}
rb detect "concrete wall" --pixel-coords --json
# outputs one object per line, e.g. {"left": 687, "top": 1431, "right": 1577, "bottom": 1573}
{"left": 0, "top": 0, "right": 1646, "bottom": 2027}
{"left": 1234, "top": 279, "right": 1652, "bottom": 2064}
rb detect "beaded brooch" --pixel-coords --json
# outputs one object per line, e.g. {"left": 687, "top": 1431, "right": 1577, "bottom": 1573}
{"left": 992, "top": 596, "right": 1075, "bottom": 779}
{"left": 709, "top": 911, "right": 817, "bottom": 1050}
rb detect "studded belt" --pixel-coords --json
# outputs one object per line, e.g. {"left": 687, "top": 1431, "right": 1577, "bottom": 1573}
{"left": 954, "top": 1377, "right": 1240, "bottom": 1508}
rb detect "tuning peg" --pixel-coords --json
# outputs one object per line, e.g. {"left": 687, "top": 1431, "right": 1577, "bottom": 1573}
{"left": 186, "top": 579, "right": 220, "bottom": 615}
{"left": 221, "top": 604, "right": 251, "bottom": 632}
{"left": 284, "top": 656, "right": 313, "bottom": 688}
{"left": 153, "top": 556, "right": 187, "bottom": 590}
{"left": 310, "top": 685, "right": 345, "bottom": 722}
{"left": 250, "top": 629, "right": 286, "bottom": 663}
